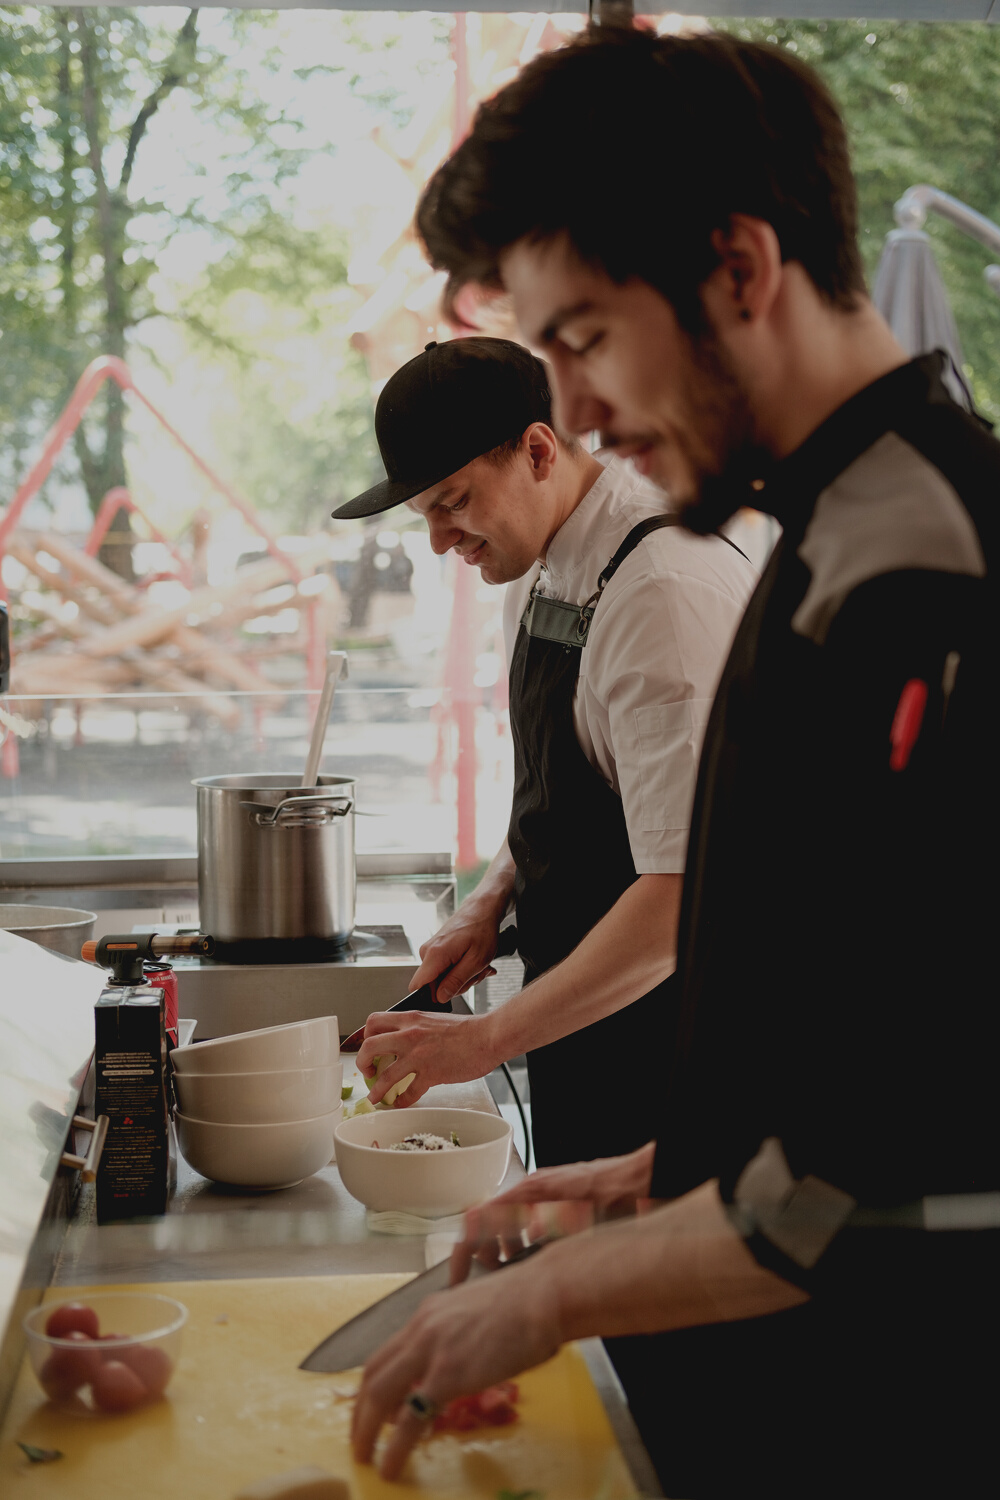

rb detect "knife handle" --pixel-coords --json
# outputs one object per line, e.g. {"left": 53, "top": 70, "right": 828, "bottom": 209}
{"left": 393, "top": 984, "right": 450, "bottom": 1015}
{"left": 340, "top": 929, "right": 519, "bottom": 1051}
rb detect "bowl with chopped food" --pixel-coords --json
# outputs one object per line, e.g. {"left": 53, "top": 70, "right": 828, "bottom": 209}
{"left": 23, "top": 1293, "right": 186, "bottom": 1415}
{"left": 334, "top": 1106, "right": 512, "bottom": 1216}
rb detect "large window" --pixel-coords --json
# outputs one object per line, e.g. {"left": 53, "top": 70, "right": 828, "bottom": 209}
{"left": 0, "top": 8, "right": 552, "bottom": 865}
{"left": 3, "top": 10, "right": 999, "bottom": 867}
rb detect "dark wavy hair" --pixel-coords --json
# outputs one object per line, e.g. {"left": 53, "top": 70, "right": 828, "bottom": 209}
{"left": 417, "top": 26, "right": 865, "bottom": 332}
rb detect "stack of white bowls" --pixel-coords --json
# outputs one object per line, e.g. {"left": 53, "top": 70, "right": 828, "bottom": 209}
{"left": 171, "top": 1017, "right": 342, "bottom": 1190}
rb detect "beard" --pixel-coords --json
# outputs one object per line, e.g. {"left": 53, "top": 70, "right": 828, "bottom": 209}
{"left": 670, "top": 330, "right": 770, "bottom": 536}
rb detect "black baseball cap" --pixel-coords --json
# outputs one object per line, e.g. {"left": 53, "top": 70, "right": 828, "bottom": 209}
{"left": 332, "top": 336, "right": 552, "bottom": 520}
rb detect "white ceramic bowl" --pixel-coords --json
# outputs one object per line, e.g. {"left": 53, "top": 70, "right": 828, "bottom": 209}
{"left": 171, "top": 1016, "right": 339, "bottom": 1076}
{"left": 173, "top": 1062, "right": 343, "bottom": 1124}
{"left": 176, "top": 1107, "right": 342, "bottom": 1189}
{"left": 334, "top": 1107, "right": 512, "bottom": 1217}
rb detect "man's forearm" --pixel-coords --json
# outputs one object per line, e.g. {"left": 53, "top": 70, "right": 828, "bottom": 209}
{"left": 481, "top": 872, "right": 681, "bottom": 1061}
{"left": 406, "top": 839, "right": 517, "bottom": 1005}
{"left": 539, "top": 1181, "right": 809, "bottom": 1344}
{"left": 465, "top": 839, "right": 517, "bottom": 922}
{"left": 362, "top": 871, "right": 680, "bottom": 1105}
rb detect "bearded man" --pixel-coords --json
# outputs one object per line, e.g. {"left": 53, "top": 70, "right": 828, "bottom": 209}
{"left": 350, "top": 29, "right": 996, "bottom": 1498}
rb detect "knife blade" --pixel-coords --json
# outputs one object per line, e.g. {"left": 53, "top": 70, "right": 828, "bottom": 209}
{"left": 340, "top": 983, "right": 449, "bottom": 1053}
{"left": 299, "top": 1241, "right": 543, "bottom": 1373}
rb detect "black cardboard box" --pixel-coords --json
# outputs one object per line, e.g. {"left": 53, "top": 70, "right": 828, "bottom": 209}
{"left": 94, "top": 984, "right": 169, "bottom": 1222}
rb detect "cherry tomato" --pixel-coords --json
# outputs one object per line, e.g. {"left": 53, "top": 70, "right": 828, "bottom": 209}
{"left": 40, "top": 1353, "right": 78, "bottom": 1402}
{"left": 38, "top": 1333, "right": 103, "bottom": 1401}
{"left": 91, "top": 1360, "right": 149, "bottom": 1413}
{"left": 60, "top": 1330, "right": 103, "bottom": 1375}
{"left": 39, "top": 1349, "right": 88, "bottom": 1402}
{"left": 45, "top": 1302, "right": 99, "bottom": 1340}
{"left": 114, "top": 1344, "right": 172, "bottom": 1397}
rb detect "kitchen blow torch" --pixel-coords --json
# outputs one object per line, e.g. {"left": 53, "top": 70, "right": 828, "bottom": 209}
{"left": 81, "top": 932, "right": 214, "bottom": 985}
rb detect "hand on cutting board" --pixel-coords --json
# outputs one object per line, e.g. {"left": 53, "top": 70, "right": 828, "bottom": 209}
{"left": 353, "top": 1181, "right": 809, "bottom": 1481}
{"left": 351, "top": 1253, "right": 561, "bottom": 1480}
{"left": 358, "top": 1010, "right": 497, "bottom": 1107}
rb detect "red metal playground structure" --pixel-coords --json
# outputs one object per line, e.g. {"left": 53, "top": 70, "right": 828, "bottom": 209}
{"left": 0, "top": 355, "right": 485, "bottom": 869}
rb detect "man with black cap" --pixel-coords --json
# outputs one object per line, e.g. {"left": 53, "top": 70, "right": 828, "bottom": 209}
{"left": 334, "top": 335, "right": 755, "bottom": 1166}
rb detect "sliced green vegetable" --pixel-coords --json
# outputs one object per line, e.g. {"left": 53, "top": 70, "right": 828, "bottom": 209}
{"left": 372, "top": 1054, "right": 416, "bottom": 1107}
{"left": 341, "top": 1084, "right": 354, "bottom": 1101}
{"left": 18, "top": 1443, "right": 63, "bottom": 1464}
{"left": 451, "top": 1131, "right": 461, "bottom": 1147}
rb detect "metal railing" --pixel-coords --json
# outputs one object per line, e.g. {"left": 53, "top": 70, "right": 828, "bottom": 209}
{"left": 895, "top": 184, "right": 1000, "bottom": 296}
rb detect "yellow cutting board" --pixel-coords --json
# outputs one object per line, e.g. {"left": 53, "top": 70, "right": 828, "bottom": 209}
{"left": 0, "top": 1276, "right": 639, "bottom": 1499}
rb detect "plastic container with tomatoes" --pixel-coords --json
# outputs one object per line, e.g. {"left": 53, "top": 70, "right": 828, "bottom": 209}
{"left": 23, "top": 1293, "right": 186, "bottom": 1414}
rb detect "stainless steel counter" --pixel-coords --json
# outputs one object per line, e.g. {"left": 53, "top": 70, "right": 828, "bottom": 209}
{"left": 55, "top": 1072, "right": 517, "bottom": 1287}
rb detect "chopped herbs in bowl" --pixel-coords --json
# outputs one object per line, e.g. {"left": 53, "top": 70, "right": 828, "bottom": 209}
{"left": 334, "top": 1107, "right": 513, "bottom": 1216}
{"left": 381, "top": 1131, "right": 461, "bottom": 1152}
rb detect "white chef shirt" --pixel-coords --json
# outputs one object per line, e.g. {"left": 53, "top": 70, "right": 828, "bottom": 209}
{"left": 503, "top": 455, "right": 757, "bottom": 874}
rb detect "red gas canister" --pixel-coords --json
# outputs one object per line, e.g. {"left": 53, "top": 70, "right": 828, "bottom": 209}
{"left": 144, "top": 964, "right": 178, "bottom": 1050}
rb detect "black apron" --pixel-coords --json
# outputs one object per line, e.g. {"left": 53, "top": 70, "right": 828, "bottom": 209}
{"left": 507, "top": 517, "right": 681, "bottom": 1167}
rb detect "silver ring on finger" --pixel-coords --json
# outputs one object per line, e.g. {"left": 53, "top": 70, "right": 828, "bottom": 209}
{"left": 406, "top": 1391, "right": 439, "bottom": 1422}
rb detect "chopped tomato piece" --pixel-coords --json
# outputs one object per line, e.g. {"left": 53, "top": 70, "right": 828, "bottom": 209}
{"left": 432, "top": 1383, "right": 521, "bottom": 1434}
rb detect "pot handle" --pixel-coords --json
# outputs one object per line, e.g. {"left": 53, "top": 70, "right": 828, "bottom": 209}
{"left": 239, "top": 793, "right": 354, "bottom": 828}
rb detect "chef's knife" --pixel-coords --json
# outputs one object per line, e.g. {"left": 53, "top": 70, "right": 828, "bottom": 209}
{"left": 340, "top": 925, "right": 519, "bottom": 1052}
{"left": 299, "top": 1241, "right": 542, "bottom": 1373}
{"left": 299, "top": 1199, "right": 639, "bottom": 1373}
{"left": 340, "top": 984, "right": 448, "bottom": 1053}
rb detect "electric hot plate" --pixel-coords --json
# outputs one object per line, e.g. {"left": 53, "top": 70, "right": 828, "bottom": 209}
{"left": 170, "top": 924, "right": 430, "bottom": 1041}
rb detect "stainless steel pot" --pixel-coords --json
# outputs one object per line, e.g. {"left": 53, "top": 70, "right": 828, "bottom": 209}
{"left": 193, "top": 773, "right": 356, "bottom": 945}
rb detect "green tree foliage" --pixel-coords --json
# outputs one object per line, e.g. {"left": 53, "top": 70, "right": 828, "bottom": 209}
{"left": 2, "top": 7, "right": 206, "bottom": 533}
{"left": 325, "top": 8, "right": 453, "bottom": 130}
{"left": 175, "top": 200, "right": 383, "bottom": 534}
{"left": 714, "top": 18, "right": 1000, "bottom": 417}
{"left": 0, "top": 5, "right": 380, "bottom": 551}
{"left": 0, "top": 8, "right": 71, "bottom": 485}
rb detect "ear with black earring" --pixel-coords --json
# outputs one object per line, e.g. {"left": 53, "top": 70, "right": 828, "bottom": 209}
{"left": 732, "top": 263, "right": 752, "bottom": 321}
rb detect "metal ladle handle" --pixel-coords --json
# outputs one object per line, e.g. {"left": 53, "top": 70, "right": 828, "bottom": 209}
{"left": 302, "top": 651, "right": 349, "bottom": 789}
{"left": 239, "top": 793, "right": 354, "bottom": 828}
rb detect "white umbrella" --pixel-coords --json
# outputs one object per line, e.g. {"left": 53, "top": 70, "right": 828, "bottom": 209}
{"left": 871, "top": 222, "right": 970, "bottom": 408}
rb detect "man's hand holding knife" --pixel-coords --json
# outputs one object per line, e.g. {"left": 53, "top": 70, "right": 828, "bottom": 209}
{"left": 351, "top": 1141, "right": 807, "bottom": 1480}
{"left": 351, "top": 1145, "right": 660, "bottom": 1477}
{"left": 357, "top": 848, "right": 515, "bottom": 1106}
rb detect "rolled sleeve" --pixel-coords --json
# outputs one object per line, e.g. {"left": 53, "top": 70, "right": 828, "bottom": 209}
{"left": 625, "top": 696, "right": 713, "bottom": 873}
{"left": 634, "top": 698, "right": 714, "bottom": 832}
{"left": 580, "top": 566, "right": 749, "bottom": 874}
